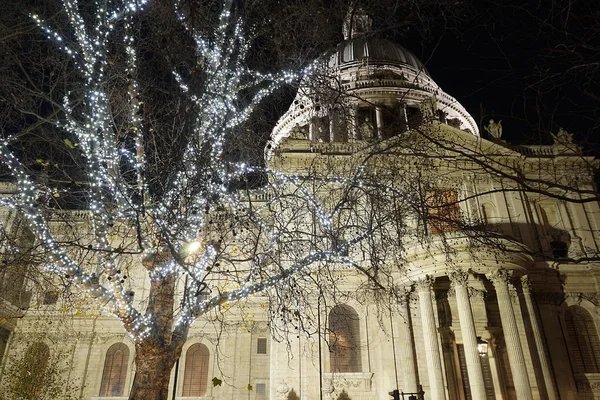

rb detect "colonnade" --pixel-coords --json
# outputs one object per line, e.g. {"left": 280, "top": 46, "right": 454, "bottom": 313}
{"left": 307, "top": 103, "right": 410, "bottom": 143}
{"left": 399, "top": 269, "right": 557, "bottom": 400}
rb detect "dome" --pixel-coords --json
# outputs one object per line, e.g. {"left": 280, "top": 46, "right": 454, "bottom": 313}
{"left": 330, "top": 37, "right": 429, "bottom": 76}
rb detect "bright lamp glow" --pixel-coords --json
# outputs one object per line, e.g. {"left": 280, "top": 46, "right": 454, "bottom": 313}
{"left": 186, "top": 241, "right": 202, "bottom": 254}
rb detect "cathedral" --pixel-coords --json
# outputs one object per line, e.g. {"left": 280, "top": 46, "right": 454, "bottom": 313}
{"left": 1, "top": 11, "right": 600, "bottom": 400}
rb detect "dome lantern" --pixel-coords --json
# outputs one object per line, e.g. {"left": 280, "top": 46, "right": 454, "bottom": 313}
{"left": 342, "top": 6, "right": 372, "bottom": 40}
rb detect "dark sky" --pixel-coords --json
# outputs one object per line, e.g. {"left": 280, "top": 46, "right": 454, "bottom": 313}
{"left": 390, "top": 1, "right": 599, "bottom": 151}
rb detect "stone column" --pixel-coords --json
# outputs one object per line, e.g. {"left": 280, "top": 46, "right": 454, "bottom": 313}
{"left": 329, "top": 112, "right": 336, "bottom": 142}
{"left": 416, "top": 276, "right": 447, "bottom": 400}
{"left": 449, "top": 270, "right": 487, "bottom": 400}
{"left": 375, "top": 106, "right": 384, "bottom": 140}
{"left": 488, "top": 269, "right": 533, "bottom": 400}
{"left": 521, "top": 276, "right": 558, "bottom": 400}
{"left": 308, "top": 117, "right": 316, "bottom": 141}
{"left": 398, "top": 288, "right": 419, "bottom": 393}
{"left": 398, "top": 103, "right": 408, "bottom": 133}
{"left": 349, "top": 106, "right": 358, "bottom": 141}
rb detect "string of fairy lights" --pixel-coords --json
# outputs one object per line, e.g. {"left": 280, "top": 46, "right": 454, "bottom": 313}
{"left": 0, "top": 0, "right": 401, "bottom": 341}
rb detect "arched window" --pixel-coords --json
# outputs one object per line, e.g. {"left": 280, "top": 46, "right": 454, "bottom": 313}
{"left": 565, "top": 305, "right": 600, "bottom": 373}
{"left": 182, "top": 343, "right": 210, "bottom": 397}
{"left": 22, "top": 342, "right": 50, "bottom": 397}
{"left": 99, "top": 343, "right": 130, "bottom": 397}
{"left": 329, "top": 305, "right": 361, "bottom": 373}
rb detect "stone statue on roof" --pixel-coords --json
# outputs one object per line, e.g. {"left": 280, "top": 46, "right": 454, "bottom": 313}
{"left": 485, "top": 119, "right": 503, "bottom": 140}
{"left": 551, "top": 127, "right": 574, "bottom": 145}
{"left": 420, "top": 95, "right": 438, "bottom": 119}
{"left": 360, "top": 117, "right": 375, "bottom": 140}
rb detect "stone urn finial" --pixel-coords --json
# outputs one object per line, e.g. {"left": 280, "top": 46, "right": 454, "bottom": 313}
{"left": 276, "top": 381, "right": 289, "bottom": 400}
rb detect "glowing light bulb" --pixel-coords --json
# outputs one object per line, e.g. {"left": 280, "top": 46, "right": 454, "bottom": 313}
{"left": 186, "top": 241, "right": 203, "bottom": 254}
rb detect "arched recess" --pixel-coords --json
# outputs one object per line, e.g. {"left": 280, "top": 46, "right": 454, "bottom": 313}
{"left": 182, "top": 343, "right": 210, "bottom": 397}
{"left": 564, "top": 305, "right": 600, "bottom": 373}
{"left": 99, "top": 343, "right": 130, "bottom": 397}
{"left": 329, "top": 304, "right": 361, "bottom": 373}
{"left": 22, "top": 342, "right": 50, "bottom": 397}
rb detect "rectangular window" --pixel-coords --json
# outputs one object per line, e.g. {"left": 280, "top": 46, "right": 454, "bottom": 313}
{"left": 426, "top": 190, "right": 460, "bottom": 234}
{"left": 257, "top": 338, "right": 267, "bottom": 355}
{"left": 256, "top": 383, "right": 266, "bottom": 400}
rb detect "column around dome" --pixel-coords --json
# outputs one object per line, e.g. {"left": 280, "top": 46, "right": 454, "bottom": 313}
{"left": 375, "top": 106, "right": 383, "bottom": 140}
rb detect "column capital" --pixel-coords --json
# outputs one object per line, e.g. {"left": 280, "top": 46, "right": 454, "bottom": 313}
{"left": 415, "top": 275, "right": 434, "bottom": 292}
{"left": 449, "top": 269, "right": 470, "bottom": 287}
{"left": 508, "top": 282, "right": 519, "bottom": 299}
{"left": 487, "top": 268, "right": 512, "bottom": 286}
{"left": 468, "top": 287, "right": 486, "bottom": 301}
{"left": 521, "top": 275, "right": 532, "bottom": 294}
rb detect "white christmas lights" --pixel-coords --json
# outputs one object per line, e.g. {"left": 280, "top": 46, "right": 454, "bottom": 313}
{"left": 0, "top": 0, "right": 393, "bottom": 343}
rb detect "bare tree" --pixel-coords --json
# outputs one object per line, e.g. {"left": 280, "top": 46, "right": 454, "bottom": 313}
{"left": 0, "top": 0, "right": 598, "bottom": 399}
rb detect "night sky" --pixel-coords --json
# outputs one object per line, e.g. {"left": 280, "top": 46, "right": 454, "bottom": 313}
{"left": 391, "top": 1, "right": 599, "bottom": 151}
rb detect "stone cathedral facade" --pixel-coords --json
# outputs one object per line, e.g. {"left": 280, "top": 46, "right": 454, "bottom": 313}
{"left": 1, "top": 21, "right": 600, "bottom": 400}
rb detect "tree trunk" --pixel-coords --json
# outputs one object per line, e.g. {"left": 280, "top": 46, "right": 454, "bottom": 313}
{"left": 129, "top": 343, "right": 177, "bottom": 400}
{"left": 128, "top": 253, "right": 188, "bottom": 400}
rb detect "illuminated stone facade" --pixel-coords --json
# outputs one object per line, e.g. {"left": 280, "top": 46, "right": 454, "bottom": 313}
{"left": 1, "top": 30, "right": 600, "bottom": 400}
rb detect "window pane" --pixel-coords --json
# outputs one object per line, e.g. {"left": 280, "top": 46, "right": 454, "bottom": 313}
{"left": 329, "top": 305, "right": 361, "bottom": 373}
{"left": 183, "top": 343, "right": 210, "bottom": 397}
{"left": 257, "top": 338, "right": 267, "bottom": 355}
{"left": 99, "top": 343, "right": 129, "bottom": 397}
{"left": 565, "top": 306, "right": 600, "bottom": 373}
{"left": 256, "top": 383, "right": 266, "bottom": 400}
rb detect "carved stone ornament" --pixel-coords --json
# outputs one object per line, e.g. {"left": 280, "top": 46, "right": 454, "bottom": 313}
{"left": 566, "top": 292, "right": 600, "bottom": 306}
{"left": 276, "top": 381, "right": 290, "bottom": 398}
{"left": 415, "top": 275, "right": 434, "bottom": 292}
{"left": 520, "top": 275, "right": 532, "bottom": 294}
{"left": 508, "top": 283, "right": 518, "bottom": 299}
{"left": 487, "top": 268, "right": 512, "bottom": 286}
{"left": 468, "top": 287, "right": 486, "bottom": 301}
{"left": 551, "top": 127, "right": 574, "bottom": 146}
{"left": 327, "top": 373, "right": 373, "bottom": 391}
{"left": 590, "top": 381, "right": 600, "bottom": 391}
{"left": 254, "top": 321, "right": 270, "bottom": 334}
{"left": 322, "top": 379, "right": 334, "bottom": 394}
{"left": 449, "top": 269, "right": 470, "bottom": 288}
